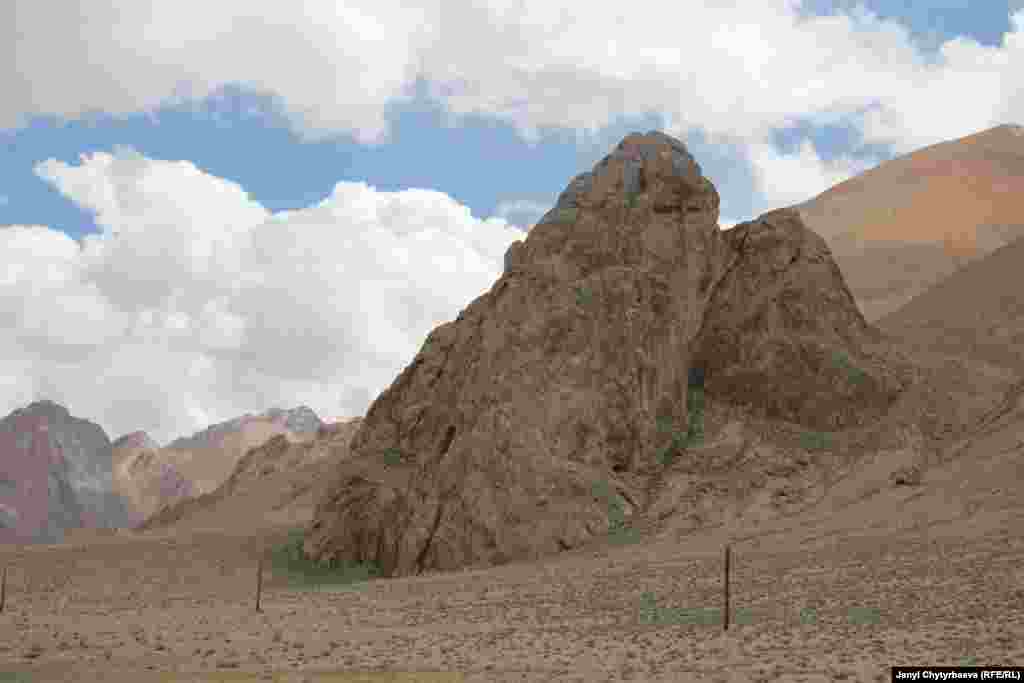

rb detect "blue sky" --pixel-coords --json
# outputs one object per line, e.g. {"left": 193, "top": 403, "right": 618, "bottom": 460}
{"left": 4, "top": 0, "right": 1021, "bottom": 241}
{"left": 2, "top": 1, "right": 1023, "bottom": 441}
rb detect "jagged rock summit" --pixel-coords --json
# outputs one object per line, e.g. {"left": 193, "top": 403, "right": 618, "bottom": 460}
{"left": 112, "top": 431, "right": 160, "bottom": 452}
{"left": 305, "top": 131, "right": 905, "bottom": 578}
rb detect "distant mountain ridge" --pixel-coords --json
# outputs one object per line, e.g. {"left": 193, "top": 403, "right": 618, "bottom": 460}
{"left": 0, "top": 401, "right": 327, "bottom": 544}
{"left": 796, "top": 123, "right": 1024, "bottom": 321}
{"left": 138, "top": 417, "right": 362, "bottom": 533}
{"left": 165, "top": 406, "right": 320, "bottom": 451}
{"left": 0, "top": 400, "right": 136, "bottom": 543}
{"left": 112, "top": 406, "right": 323, "bottom": 523}
{"left": 112, "top": 431, "right": 161, "bottom": 452}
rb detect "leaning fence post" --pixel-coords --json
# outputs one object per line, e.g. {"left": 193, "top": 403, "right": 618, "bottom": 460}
{"left": 255, "top": 558, "right": 263, "bottom": 613}
{"left": 723, "top": 544, "right": 731, "bottom": 632}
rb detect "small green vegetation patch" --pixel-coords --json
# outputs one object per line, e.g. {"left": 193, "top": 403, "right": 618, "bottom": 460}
{"left": 0, "top": 673, "right": 33, "bottom": 683}
{"left": 382, "top": 446, "right": 403, "bottom": 466}
{"left": 591, "top": 478, "right": 639, "bottom": 545}
{"left": 575, "top": 285, "right": 594, "bottom": 306}
{"left": 269, "top": 528, "right": 381, "bottom": 591}
{"left": 655, "top": 385, "right": 705, "bottom": 466}
{"left": 800, "top": 431, "right": 832, "bottom": 452}
{"left": 831, "top": 350, "right": 869, "bottom": 385}
{"left": 551, "top": 207, "right": 578, "bottom": 223}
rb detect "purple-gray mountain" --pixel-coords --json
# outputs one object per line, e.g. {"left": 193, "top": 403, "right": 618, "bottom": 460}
{"left": 0, "top": 400, "right": 136, "bottom": 544}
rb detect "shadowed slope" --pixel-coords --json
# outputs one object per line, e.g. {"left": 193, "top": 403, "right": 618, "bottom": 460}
{"left": 877, "top": 234, "right": 1024, "bottom": 377}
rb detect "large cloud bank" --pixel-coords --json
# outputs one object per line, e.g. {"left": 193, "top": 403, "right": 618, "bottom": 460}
{"left": 5, "top": 1, "right": 1024, "bottom": 439}
{"left": 2, "top": 149, "right": 523, "bottom": 442}
{"left": 5, "top": 1, "right": 1024, "bottom": 201}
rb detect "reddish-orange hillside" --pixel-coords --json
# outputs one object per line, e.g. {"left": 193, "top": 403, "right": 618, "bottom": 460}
{"left": 876, "top": 234, "right": 1024, "bottom": 377}
{"left": 796, "top": 124, "right": 1024, "bottom": 321}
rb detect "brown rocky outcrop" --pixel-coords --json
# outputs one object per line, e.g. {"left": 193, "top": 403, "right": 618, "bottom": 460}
{"left": 304, "top": 131, "right": 906, "bottom": 578}
{"left": 693, "top": 208, "right": 905, "bottom": 431}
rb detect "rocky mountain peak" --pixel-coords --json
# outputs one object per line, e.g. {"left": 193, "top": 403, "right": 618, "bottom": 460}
{"left": 16, "top": 399, "right": 71, "bottom": 421}
{"left": 263, "top": 406, "right": 322, "bottom": 434}
{"left": 304, "top": 130, "right": 907, "bottom": 579}
{"left": 505, "top": 130, "right": 721, "bottom": 278}
{"left": 112, "top": 431, "right": 160, "bottom": 451}
{"left": 1, "top": 401, "right": 134, "bottom": 542}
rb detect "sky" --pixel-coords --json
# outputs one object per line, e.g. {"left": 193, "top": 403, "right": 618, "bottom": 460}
{"left": 2, "top": 0, "right": 1024, "bottom": 443}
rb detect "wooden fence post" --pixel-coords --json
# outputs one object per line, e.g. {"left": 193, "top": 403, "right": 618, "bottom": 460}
{"left": 255, "top": 558, "right": 263, "bottom": 613}
{"left": 723, "top": 544, "right": 731, "bottom": 632}
{"left": 0, "top": 565, "right": 6, "bottom": 613}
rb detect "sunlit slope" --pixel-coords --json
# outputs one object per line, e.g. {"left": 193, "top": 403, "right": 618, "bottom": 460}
{"left": 796, "top": 124, "right": 1024, "bottom": 321}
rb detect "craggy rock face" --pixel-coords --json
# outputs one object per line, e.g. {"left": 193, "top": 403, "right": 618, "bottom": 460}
{"left": 693, "top": 208, "right": 906, "bottom": 431}
{"left": 0, "top": 401, "right": 134, "bottom": 543}
{"left": 305, "top": 131, "right": 904, "bottom": 578}
{"left": 112, "top": 439, "right": 194, "bottom": 523}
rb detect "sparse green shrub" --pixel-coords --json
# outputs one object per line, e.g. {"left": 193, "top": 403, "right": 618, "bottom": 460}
{"left": 847, "top": 606, "right": 881, "bottom": 625}
{"left": 687, "top": 385, "right": 705, "bottom": 419}
{"left": 637, "top": 591, "right": 726, "bottom": 626}
{"left": 606, "top": 496, "right": 626, "bottom": 532}
{"left": 846, "top": 366, "right": 868, "bottom": 385}
{"left": 591, "top": 479, "right": 639, "bottom": 544}
{"left": 831, "top": 350, "right": 868, "bottom": 385}
{"left": 800, "top": 431, "right": 832, "bottom": 451}
{"left": 0, "top": 673, "right": 33, "bottom": 683}
{"left": 625, "top": 192, "right": 639, "bottom": 209}
{"left": 639, "top": 591, "right": 659, "bottom": 624}
{"left": 799, "top": 607, "right": 818, "bottom": 625}
{"left": 656, "top": 385, "right": 705, "bottom": 466}
{"left": 655, "top": 442, "right": 675, "bottom": 467}
{"left": 382, "top": 447, "right": 403, "bottom": 466}
{"left": 591, "top": 479, "right": 613, "bottom": 501}
{"left": 656, "top": 415, "right": 674, "bottom": 434}
{"left": 575, "top": 285, "right": 594, "bottom": 306}
{"left": 269, "top": 528, "right": 381, "bottom": 591}
{"left": 552, "top": 208, "right": 578, "bottom": 223}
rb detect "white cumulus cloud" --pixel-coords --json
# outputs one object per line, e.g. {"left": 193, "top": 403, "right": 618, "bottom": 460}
{"left": 745, "top": 139, "right": 879, "bottom": 210}
{"left": 0, "top": 149, "right": 523, "bottom": 443}
{"left": 4, "top": 2, "right": 1024, "bottom": 181}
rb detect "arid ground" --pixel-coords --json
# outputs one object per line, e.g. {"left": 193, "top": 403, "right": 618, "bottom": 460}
{"left": 2, "top": 392, "right": 1022, "bottom": 682}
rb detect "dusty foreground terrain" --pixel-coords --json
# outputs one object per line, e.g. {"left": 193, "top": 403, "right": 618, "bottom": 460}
{"left": 1, "top": 405, "right": 1023, "bottom": 683}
